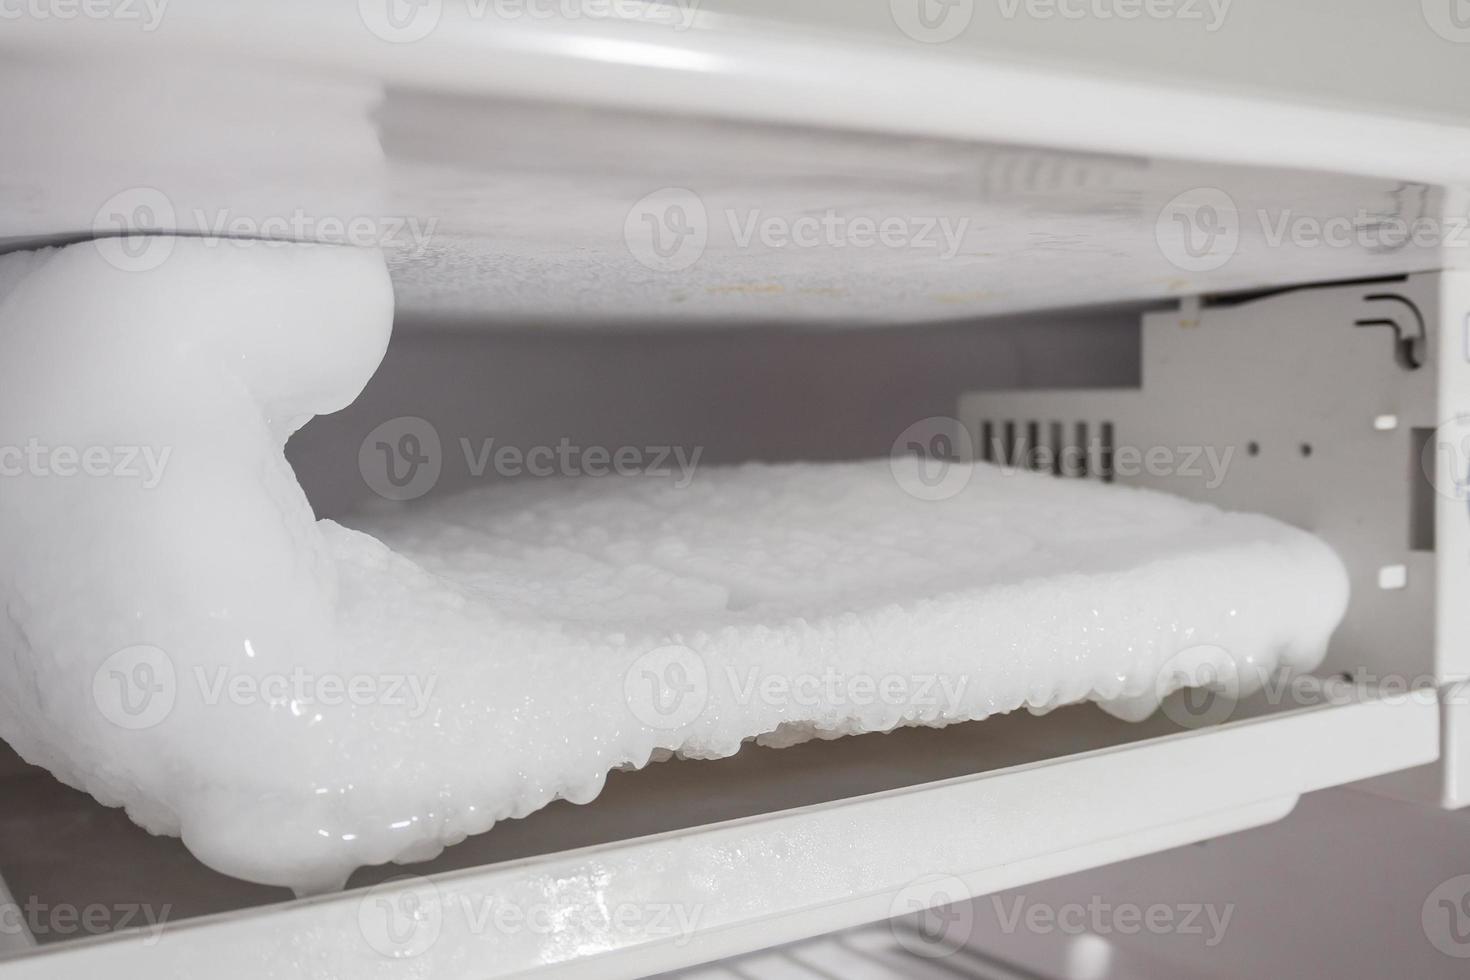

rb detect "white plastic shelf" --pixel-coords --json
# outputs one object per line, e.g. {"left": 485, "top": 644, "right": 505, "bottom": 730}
{"left": 2, "top": 3, "right": 1469, "bottom": 328}
{"left": 0, "top": 686, "right": 1437, "bottom": 978}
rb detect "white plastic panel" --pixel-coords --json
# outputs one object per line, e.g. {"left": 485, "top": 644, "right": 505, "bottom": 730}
{"left": 0, "top": 689, "right": 1438, "bottom": 978}
{"left": 962, "top": 270, "right": 1470, "bottom": 807}
{"left": 962, "top": 271, "right": 1470, "bottom": 686}
{"left": 2, "top": 11, "right": 1470, "bottom": 327}
{"left": 3, "top": 0, "right": 1469, "bottom": 184}
{"left": 681, "top": 784, "right": 1470, "bottom": 980}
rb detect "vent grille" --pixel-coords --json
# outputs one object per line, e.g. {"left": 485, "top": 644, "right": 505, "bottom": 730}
{"left": 978, "top": 418, "right": 1115, "bottom": 482}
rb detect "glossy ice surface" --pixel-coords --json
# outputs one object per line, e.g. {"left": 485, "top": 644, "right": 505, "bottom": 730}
{"left": 0, "top": 241, "right": 1348, "bottom": 893}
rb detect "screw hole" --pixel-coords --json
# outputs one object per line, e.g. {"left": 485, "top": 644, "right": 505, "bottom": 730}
{"left": 1300, "top": 443, "right": 1313, "bottom": 458}
{"left": 1247, "top": 442, "right": 1260, "bottom": 457}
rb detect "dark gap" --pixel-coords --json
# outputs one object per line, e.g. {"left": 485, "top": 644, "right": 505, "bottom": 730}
{"left": 1411, "top": 427, "right": 1437, "bottom": 552}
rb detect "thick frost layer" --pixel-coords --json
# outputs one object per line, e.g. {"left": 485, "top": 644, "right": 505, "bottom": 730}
{"left": 0, "top": 241, "right": 1349, "bottom": 893}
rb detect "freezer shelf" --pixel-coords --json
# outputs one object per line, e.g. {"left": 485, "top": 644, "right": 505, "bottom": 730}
{"left": 4, "top": 0, "right": 1469, "bottom": 186}
{"left": 0, "top": 684, "right": 1438, "bottom": 979}
{"left": 5, "top": 6, "right": 1470, "bottom": 330}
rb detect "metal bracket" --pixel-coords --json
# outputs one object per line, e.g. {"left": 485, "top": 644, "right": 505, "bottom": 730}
{"left": 1355, "top": 291, "right": 1427, "bottom": 369}
{"left": 961, "top": 272, "right": 1469, "bottom": 688}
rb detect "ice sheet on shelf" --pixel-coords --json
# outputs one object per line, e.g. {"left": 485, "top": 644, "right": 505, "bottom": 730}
{"left": 0, "top": 239, "right": 1347, "bottom": 896}
{"left": 5, "top": 59, "right": 1469, "bottom": 330}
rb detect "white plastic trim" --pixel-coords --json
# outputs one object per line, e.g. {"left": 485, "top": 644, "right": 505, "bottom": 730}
{"left": 2, "top": 2, "right": 1470, "bottom": 186}
{"left": 0, "top": 688, "right": 1437, "bottom": 979}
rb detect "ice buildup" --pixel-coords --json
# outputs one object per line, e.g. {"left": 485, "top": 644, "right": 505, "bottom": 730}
{"left": 0, "top": 240, "right": 1349, "bottom": 893}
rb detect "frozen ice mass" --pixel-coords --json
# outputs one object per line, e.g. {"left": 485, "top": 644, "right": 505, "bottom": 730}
{"left": 0, "top": 240, "right": 1349, "bottom": 893}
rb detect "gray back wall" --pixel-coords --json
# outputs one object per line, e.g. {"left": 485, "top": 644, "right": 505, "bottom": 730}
{"left": 289, "top": 312, "right": 1140, "bottom": 522}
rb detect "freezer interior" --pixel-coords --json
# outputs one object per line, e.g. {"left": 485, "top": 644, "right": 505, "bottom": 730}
{"left": 2, "top": 17, "right": 1469, "bottom": 978}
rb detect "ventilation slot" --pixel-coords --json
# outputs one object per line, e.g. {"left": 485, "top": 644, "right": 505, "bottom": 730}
{"left": 1069, "top": 422, "right": 1089, "bottom": 478}
{"left": 975, "top": 418, "right": 1114, "bottom": 481}
{"left": 1098, "top": 421, "right": 1115, "bottom": 482}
